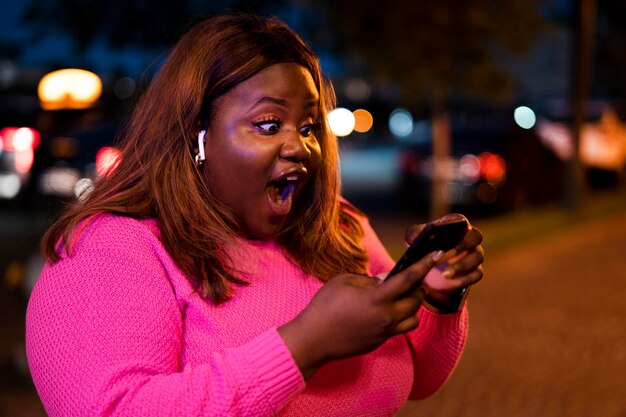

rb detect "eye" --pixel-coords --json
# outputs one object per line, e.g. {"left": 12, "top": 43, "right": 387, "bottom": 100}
{"left": 253, "top": 119, "right": 281, "bottom": 134}
{"left": 300, "top": 123, "right": 320, "bottom": 137}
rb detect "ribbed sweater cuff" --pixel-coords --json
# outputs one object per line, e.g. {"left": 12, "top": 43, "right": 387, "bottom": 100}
{"left": 243, "top": 328, "right": 305, "bottom": 410}
{"left": 417, "top": 304, "right": 469, "bottom": 338}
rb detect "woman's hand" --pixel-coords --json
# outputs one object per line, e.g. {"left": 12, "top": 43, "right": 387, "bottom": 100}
{"left": 405, "top": 213, "right": 484, "bottom": 313}
{"left": 278, "top": 250, "right": 443, "bottom": 380}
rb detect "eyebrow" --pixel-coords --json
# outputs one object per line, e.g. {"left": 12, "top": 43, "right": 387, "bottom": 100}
{"left": 252, "top": 95, "right": 319, "bottom": 110}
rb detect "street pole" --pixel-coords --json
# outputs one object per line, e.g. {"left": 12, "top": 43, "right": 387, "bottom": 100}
{"left": 565, "top": 0, "right": 596, "bottom": 211}
{"left": 431, "top": 100, "right": 452, "bottom": 219}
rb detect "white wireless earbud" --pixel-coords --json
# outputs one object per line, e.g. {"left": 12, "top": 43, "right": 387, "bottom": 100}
{"left": 196, "top": 130, "right": 206, "bottom": 164}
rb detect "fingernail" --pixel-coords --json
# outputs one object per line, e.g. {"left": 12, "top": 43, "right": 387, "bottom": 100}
{"left": 442, "top": 268, "right": 455, "bottom": 278}
{"left": 432, "top": 250, "right": 444, "bottom": 262}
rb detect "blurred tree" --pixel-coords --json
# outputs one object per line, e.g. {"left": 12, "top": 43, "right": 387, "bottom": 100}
{"left": 20, "top": 0, "right": 557, "bottom": 216}
{"left": 318, "top": 0, "right": 550, "bottom": 217}
{"left": 20, "top": 0, "right": 292, "bottom": 54}
{"left": 595, "top": 0, "right": 626, "bottom": 99}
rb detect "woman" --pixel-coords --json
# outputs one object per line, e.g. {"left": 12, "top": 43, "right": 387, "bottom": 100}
{"left": 26, "top": 13, "right": 484, "bottom": 416}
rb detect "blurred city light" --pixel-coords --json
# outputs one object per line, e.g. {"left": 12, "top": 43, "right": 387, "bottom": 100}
{"left": 328, "top": 107, "right": 355, "bottom": 137}
{"left": 38, "top": 69, "right": 102, "bottom": 110}
{"left": 353, "top": 109, "right": 373, "bottom": 133}
{"left": 537, "top": 107, "right": 626, "bottom": 171}
{"left": 479, "top": 152, "right": 507, "bottom": 185}
{"left": 95, "top": 146, "right": 122, "bottom": 177}
{"left": 13, "top": 127, "right": 39, "bottom": 151}
{"left": 0, "top": 127, "right": 40, "bottom": 152}
{"left": 38, "top": 167, "right": 81, "bottom": 197}
{"left": 389, "top": 108, "right": 413, "bottom": 138}
{"left": 459, "top": 154, "right": 481, "bottom": 183}
{"left": 514, "top": 106, "right": 537, "bottom": 129}
{"left": 14, "top": 149, "right": 34, "bottom": 174}
{"left": 49, "top": 136, "right": 79, "bottom": 159}
{"left": 0, "top": 174, "right": 21, "bottom": 199}
{"left": 344, "top": 78, "right": 371, "bottom": 102}
{"left": 0, "top": 127, "right": 40, "bottom": 174}
{"left": 74, "top": 177, "right": 94, "bottom": 199}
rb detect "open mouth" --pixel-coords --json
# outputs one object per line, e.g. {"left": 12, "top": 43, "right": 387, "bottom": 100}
{"left": 266, "top": 173, "right": 303, "bottom": 216}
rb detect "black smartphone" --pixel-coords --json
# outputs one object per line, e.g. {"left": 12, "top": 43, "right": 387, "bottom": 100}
{"left": 385, "top": 219, "right": 469, "bottom": 280}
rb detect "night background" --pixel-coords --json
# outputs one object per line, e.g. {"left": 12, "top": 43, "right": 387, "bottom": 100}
{"left": 1, "top": 0, "right": 625, "bottom": 416}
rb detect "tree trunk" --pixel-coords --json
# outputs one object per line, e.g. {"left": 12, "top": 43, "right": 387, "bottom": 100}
{"left": 565, "top": 0, "right": 595, "bottom": 211}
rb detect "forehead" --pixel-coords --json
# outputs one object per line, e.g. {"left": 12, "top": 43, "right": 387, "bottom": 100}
{"left": 223, "top": 63, "right": 320, "bottom": 109}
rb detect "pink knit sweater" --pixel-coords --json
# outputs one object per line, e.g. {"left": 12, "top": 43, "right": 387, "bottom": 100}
{"left": 26, "top": 212, "right": 468, "bottom": 417}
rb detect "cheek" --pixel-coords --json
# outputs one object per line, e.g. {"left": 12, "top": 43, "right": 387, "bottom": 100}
{"left": 309, "top": 135, "right": 331, "bottom": 177}
{"left": 206, "top": 127, "right": 269, "bottom": 168}
{"left": 204, "top": 140, "right": 276, "bottom": 194}
{"left": 308, "top": 139, "right": 323, "bottom": 169}
{"left": 234, "top": 140, "right": 277, "bottom": 163}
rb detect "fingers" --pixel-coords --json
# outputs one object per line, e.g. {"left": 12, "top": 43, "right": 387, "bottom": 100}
{"left": 417, "top": 215, "right": 485, "bottom": 292}
{"left": 431, "top": 213, "right": 468, "bottom": 225}
{"left": 444, "top": 263, "right": 484, "bottom": 288}
{"left": 434, "top": 242, "right": 482, "bottom": 274}
{"left": 393, "top": 285, "right": 425, "bottom": 315}
{"left": 379, "top": 250, "right": 442, "bottom": 299}
{"left": 394, "top": 314, "right": 419, "bottom": 334}
{"left": 444, "top": 245, "right": 484, "bottom": 274}
{"left": 389, "top": 285, "right": 425, "bottom": 334}
{"left": 457, "top": 224, "right": 483, "bottom": 252}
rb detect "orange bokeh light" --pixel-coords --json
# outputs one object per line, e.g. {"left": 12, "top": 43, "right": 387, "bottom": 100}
{"left": 353, "top": 109, "right": 374, "bottom": 133}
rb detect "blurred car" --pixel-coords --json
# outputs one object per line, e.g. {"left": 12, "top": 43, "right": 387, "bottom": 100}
{"left": 0, "top": 126, "right": 41, "bottom": 199}
{"left": 535, "top": 102, "right": 626, "bottom": 187}
{"left": 34, "top": 119, "right": 123, "bottom": 200}
{"left": 0, "top": 88, "right": 42, "bottom": 201}
{"left": 397, "top": 124, "right": 510, "bottom": 215}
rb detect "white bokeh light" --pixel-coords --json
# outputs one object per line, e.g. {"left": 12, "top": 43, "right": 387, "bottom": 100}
{"left": 389, "top": 108, "right": 413, "bottom": 138}
{"left": 327, "top": 107, "right": 355, "bottom": 137}
{"left": 514, "top": 106, "right": 537, "bottom": 129}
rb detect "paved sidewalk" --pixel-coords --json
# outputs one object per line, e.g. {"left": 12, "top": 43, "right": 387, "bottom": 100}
{"left": 394, "top": 197, "right": 626, "bottom": 417}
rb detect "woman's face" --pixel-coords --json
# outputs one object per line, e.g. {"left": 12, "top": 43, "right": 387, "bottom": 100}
{"left": 203, "top": 63, "right": 323, "bottom": 240}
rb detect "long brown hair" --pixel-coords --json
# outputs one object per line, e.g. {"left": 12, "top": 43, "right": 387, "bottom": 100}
{"left": 41, "top": 13, "right": 368, "bottom": 303}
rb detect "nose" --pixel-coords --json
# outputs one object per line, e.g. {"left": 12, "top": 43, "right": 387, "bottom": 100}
{"left": 279, "top": 131, "right": 314, "bottom": 162}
